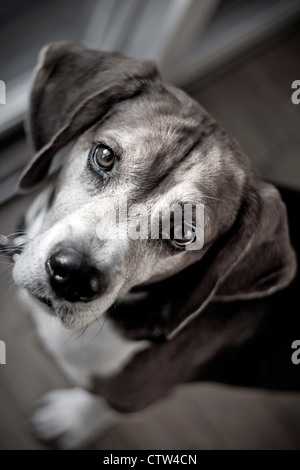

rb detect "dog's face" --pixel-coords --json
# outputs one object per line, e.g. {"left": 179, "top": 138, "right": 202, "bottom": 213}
{"left": 13, "top": 42, "right": 296, "bottom": 337}
{"left": 14, "top": 88, "right": 241, "bottom": 328}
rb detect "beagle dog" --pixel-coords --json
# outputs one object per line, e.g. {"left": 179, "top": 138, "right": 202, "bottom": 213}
{"left": 12, "top": 41, "right": 296, "bottom": 449}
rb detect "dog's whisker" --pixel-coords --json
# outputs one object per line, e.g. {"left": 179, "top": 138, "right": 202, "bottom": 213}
{"left": 92, "top": 310, "right": 104, "bottom": 337}
{"left": 79, "top": 320, "right": 88, "bottom": 347}
{"left": 94, "top": 311, "right": 107, "bottom": 338}
{"left": 0, "top": 262, "right": 14, "bottom": 273}
{"left": 0, "top": 246, "right": 16, "bottom": 254}
{"left": 4, "top": 230, "right": 37, "bottom": 239}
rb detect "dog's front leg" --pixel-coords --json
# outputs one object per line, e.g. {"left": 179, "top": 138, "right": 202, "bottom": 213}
{"left": 28, "top": 387, "right": 121, "bottom": 449}
{"left": 28, "top": 335, "right": 194, "bottom": 449}
{"left": 28, "top": 304, "right": 256, "bottom": 449}
{"left": 90, "top": 305, "right": 259, "bottom": 413}
{"left": 90, "top": 319, "right": 233, "bottom": 413}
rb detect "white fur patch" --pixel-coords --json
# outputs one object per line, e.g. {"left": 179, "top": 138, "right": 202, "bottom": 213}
{"left": 28, "top": 388, "right": 118, "bottom": 449}
{"left": 23, "top": 291, "right": 149, "bottom": 388}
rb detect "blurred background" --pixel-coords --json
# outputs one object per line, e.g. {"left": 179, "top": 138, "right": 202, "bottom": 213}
{"left": 0, "top": 0, "right": 300, "bottom": 449}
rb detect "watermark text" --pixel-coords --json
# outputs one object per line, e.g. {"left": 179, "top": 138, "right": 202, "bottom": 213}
{"left": 0, "top": 340, "right": 6, "bottom": 364}
{"left": 291, "top": 80, "right": 300, "bottom": 105}
{"left": 95, "top": 197, "right": 205, "bottom": 251}
{"left": 0, "top": 80, "right": 5, "bottom": 104}
{"left": 291, "top": 340, "right": 300, "bottom": 365}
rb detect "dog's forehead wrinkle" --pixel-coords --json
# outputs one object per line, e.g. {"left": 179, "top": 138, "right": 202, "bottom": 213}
{"left": 81, "top": 92, "right": 219, "bottom": 205}
{"left": 101, "top": 114, "right": 199, "bottom": 152}
{"left": 94, "top": 84, "right": 210, "bottom": 151}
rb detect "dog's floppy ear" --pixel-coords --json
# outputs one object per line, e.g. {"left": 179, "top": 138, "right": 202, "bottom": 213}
{"left": 19, "top": 41, "right": 158, "bottom": 191}
{"left": 110, "top": 179, "right": 296, "bottom": 340}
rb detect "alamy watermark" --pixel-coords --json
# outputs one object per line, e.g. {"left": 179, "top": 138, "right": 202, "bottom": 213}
{"left": 0, "top": 80, "right": 5, "bottom": 104}
{"left": 291, "top": 340, "right": 300, "bottom": 365}
{"left": 291, "top": 80, "right": 300, "bottom": 105}
{"left": 95, "top": 196, "right": 205, "bottom": 250}
{"left": 0, "top": 340, "right": 6, "bottom": 365}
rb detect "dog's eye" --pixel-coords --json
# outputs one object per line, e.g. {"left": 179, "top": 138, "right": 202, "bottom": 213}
{"left": 171, "top": 222, "right": 197, "bottom": 249}
{"left": 90, "top": 142, "right": 115, "bottom": 171}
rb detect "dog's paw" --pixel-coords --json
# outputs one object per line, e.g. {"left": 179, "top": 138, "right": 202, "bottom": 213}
{"left": 27, "top": 388, "right": 117, "bottom": 449}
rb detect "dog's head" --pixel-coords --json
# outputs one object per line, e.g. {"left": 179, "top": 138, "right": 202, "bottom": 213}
{"left": 13, "top": 41, "right": 296, "bottom": 339}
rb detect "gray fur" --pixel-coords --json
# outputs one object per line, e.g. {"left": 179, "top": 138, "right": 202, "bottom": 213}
{"left": 13, "top": 42, "right": 297, "bottom": 448}
{"left": 15, "top": 41, "right": 296, "bottom": 336}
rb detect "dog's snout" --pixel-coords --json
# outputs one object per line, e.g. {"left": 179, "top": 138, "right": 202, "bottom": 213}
{"left": 46, "top": 247, "right": 103, "bottom": 303}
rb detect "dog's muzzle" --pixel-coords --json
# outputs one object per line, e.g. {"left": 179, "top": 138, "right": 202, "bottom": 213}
{"left": 0, "top": 216, "right": 27, "bottom": 262}
{"left": 46, "top": 245, "right": 105, "bottom": 303}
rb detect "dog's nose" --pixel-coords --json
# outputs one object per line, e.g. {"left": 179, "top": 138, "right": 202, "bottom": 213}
{"left": 46, "top": 247, "right": 102, "bottom": 302}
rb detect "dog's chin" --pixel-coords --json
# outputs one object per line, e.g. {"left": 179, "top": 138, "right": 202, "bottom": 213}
{"left": 56, "top": 305, "right": 100, "bottom": 329}
{"left": 29, "top": 293, "right": 106, "bottom": 329}
{"left": 45, "top": 294, "right": 114, "bottom": 329}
